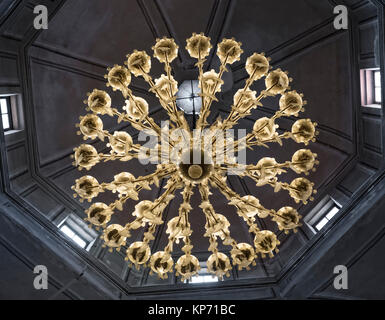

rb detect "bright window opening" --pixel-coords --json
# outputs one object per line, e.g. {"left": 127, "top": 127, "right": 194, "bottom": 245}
{"left": 60, "top": 223, "right": 89, "bottom": 249}
{"left": 305, "top": 195, "right": 342, "bottom": 234}
{"left": 190, "top": 274, "right": 219, "bottom": 284}
{"left": 184, "top": 266, "right": 219, "bottom": 284}
{"left": 374, "top": 70, "right": 382, "bottom": 104}
{"left": 360, "top": 68, "right": 382, "bottom": 107}
{"left": 56, "top": 215, "right": 97, "bottom": 251}
{"left": 315, "top": 205, "right": 340, "bottom": 231}
{"left": 0, "top": 97, "right": 12, "bottom": 131}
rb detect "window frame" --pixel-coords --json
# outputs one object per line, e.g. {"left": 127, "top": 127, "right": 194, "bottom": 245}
{"left": 304, "top": 195, "right": 342, "bottom": 234}
{"left": 313, "top": 204, "right": 340, "bottom": 231}
{"left": 57, "top": 215, "right": 97, "bottom": 251}
{"left": 183, "top": 265, "right": 220, "bottom": 284}
{"left": 360, "top": 68, "right": 382, "bottom": 107}
{"left": 373, "top": 70, "right": 382, "bottom": 104}
{"left": 0, "top": 96, "right": 13, "bottom": 132}
{"left": 59, "top": 222, "right": 89, "bottom": 249}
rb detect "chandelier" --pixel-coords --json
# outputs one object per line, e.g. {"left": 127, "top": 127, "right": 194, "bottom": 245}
{"left": 71, "top": 33, "right": 319, "bottom": 282}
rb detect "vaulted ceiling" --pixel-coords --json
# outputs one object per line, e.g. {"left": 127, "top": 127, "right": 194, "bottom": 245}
{"left": 0, "top": 0, "right": 384, "bottom": 299}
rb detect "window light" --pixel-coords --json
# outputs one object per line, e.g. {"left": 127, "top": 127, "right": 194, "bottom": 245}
{"left": 325, "top": 206, "right": 339, "bottom": 220}
{"left": 374, "top": 70, "right": 382, "bottom": 103}
{"left": 360, "top": 68, "right": 382, "bottom": 107}
{"left": 176, "top": 80, "right": 202, "bottom": 115}
{"left": 0, "top": 97, "right": 12, "bottom": 131}
{"left": 184, "top": 267, "right": 219, "bottom": 284}
{"left": 60, "top": 224, "right": 88, "bottom": 249}
{"left": 190, "top": 274, "right": 219, "bottom": 284}
{"left": 315, "top": 205, "right": 340, "bottom": 231}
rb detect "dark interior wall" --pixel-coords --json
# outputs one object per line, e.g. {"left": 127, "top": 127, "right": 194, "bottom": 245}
{"left": 281, "top": 171, "right": 385, "bottom": 300}
{"left": 0, "top": 0, "right": 384, "bottom": 299}
{"left": 0, "top": 195, "right": 118, "bottom": 300}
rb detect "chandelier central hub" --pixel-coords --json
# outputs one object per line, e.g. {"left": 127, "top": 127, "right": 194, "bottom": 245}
{"left": 188, "top": 165, "right": 203, "bottom": 179}
{"left": 178, "top": 149, "right": 213, "bottom": 183}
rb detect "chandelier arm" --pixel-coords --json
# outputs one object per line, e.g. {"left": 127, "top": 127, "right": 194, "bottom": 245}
{"left": 209, "top": 170, "right": 308, "bottom": 226}
{"left": 216, "top": 119, "right": 274, "bottom": 158}
{"left": 137, "top": 65, "right": 191, "bottom": 146}
{"left": 160, "top": 185, "right": 198, "bottom": 271}
{"left": 271, "top": 103, "right": 303, "bottom": 121}
{"left": 199, "top": 183, "right": 259, "bottom": 272}
{"left": 98, "top": 152, "right": 138, "bottom": 162}
{"left": 119, "top": 174, "right": 182, "bottom": 248}
{"left": 197, "top": 54, "right": 229, "bottom": 129}
{"left": 214, "top": 105, "right": 306, "bottom": 158}
{"left": 164, "top": 54, "right": 190, "bottom": 132}
{"left": 104, "top": 169, "right": 178, "bottom": 215}
{"left": 211, "top": 135, "right": 247, "bottom": 162}
{"left": 218, "top": 156, "right": 318, "bottom": 180}
{"left": 172, "top": 184, "right": 199, "bottom": 282}
{"left": 267, "top": 180, "right": 316, "bottom": 205}
{"left": 152, "top": 175, "right": 181, "bottom": 210}
{"left": 223, "top": 67, "right": 260, "bottom": 128}
{"left": 176, "top": 183, "right": 194, "bottom": 254}
{"left": 135, "top": 141, "right": 175, "bottom": 164}
{"left": 122, "top": 87, "right": 163, "bottom": 136}
{"left": 198, "top": 184, "right": 239, "bottom": 250}
{"left": 162, "top": 236, "right": 175, "bottom": 264}
{"left": 96, "top": 77, "right": 161, "bottom": 134}
{"left": 209, "top": 173, "right": 297, "bottom": 235}
{"left": 109, "top": 186, "right": 143, "bottom": 212}
{"left": 227, "top": 86, "right": 293, "bottom": 128}
{"left": 141, "top": 176, "right": 182, "bottom": 245}
{"left": 195, "top": 49, "right": 206, "bottom": 130}
{"left": 209, "top": 174, "right": 262, "bottom": 236}
{"left": 113, "top": 108, "right": 154, "bottom": 132}
{"left": 198, "top": 184, "right": 219, "bottom": 224}
{"left": 105, "top": 76, "right": 160, "bottom": 133}
{"left": 248, "top": 120, "right": 319, "bottom": 148}
{"left": 131, "top": 167, "right": 177, "bottom": 185}
{"left": 208, "top": 81, "right": 279, "bottom": 153}
{"left": 247, "top": 132, "right": 292, "bottom": 147}
{"left": 72, "top": 168, "right": 169, "bottom": 204}
{"left": 101, "top": 167, "right": 176, "bottom": 194}
{"left": 138, "top": 65, "right": 189, "bottom": 132}
{"left": 221, "top": 131, "right": 292, "bottom": 157}
{"left": 219, "top": 81, "right": 279, "bottom": 134}
{"left": 123, "top": 217, "right": 144, "bottom": 234}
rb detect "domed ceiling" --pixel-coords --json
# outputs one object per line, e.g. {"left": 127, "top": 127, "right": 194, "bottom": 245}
{"left": 0, "top": 0, "right": 383, "bottom": 299}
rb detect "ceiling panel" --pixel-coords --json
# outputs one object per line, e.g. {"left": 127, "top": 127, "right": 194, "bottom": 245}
{"left": 156, "top": 0, "right": 216, "bottom": 50}
{"left": 35, "top": 0, "right": 158, "bottom": 68}
{"left": 225, "top": 0, "right": 334, "bottom": 60}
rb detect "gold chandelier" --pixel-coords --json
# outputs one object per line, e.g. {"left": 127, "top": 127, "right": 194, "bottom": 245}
{"left": 71, "top": 33, "right": 319, "bottom": 282}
